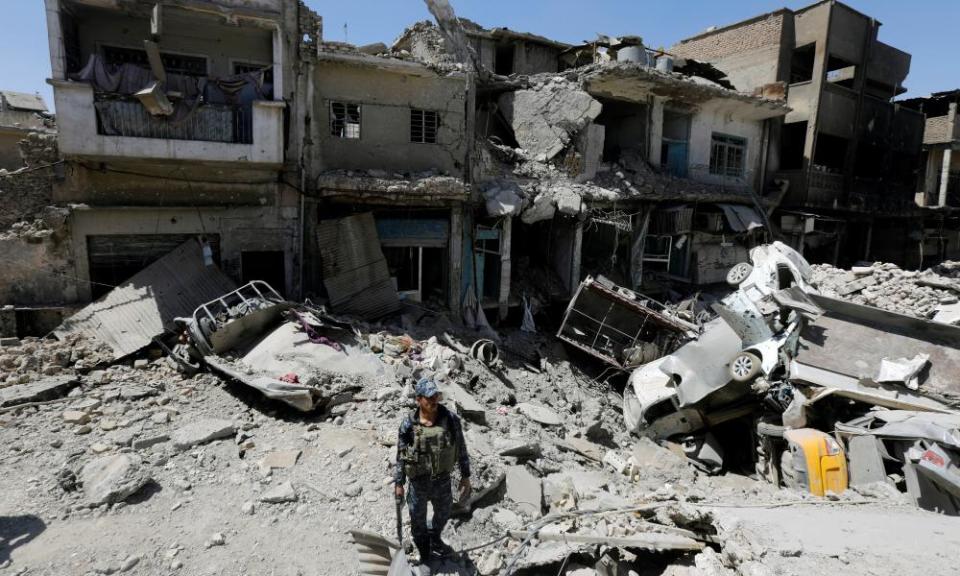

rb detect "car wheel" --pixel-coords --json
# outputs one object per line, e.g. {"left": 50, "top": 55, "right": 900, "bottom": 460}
{"left": 726, "top": 262, "right": 754, "bottom": 286}
{"left": 730, "top": 351, "right": 762, "bottom": 382}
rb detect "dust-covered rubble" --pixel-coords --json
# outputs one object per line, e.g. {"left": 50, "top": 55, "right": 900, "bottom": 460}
{"left": 810, "top": 260, "right": 960, "bottom": 320}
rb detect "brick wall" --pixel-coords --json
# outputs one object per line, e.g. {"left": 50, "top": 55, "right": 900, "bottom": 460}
{"left": 672, "top": 13, "right": 786, "bottom": 63}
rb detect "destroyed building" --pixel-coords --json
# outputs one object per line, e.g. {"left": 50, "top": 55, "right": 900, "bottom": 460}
{"left": 900, "top": 89, "right": 960, "bottom": 264}
{"left": 0, "top": 91, "right": 53, "bottom": 170}
{"left": 12, "top": 0, "right": 305, "bottom": 338}
{"left": 3, "top": 2, "right": 960, "bottom": 576}
{"left": 673, "top": 0, "right": 926, "bottom": 268}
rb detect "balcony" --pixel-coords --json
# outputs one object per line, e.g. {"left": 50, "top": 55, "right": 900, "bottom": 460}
{"left": 51, "top": 81, "right": 284, "bottom": 166}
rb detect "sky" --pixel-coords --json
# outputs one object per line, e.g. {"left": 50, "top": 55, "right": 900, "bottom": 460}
{"left": 2, "top": 0, "right": 958, "bottom": 111}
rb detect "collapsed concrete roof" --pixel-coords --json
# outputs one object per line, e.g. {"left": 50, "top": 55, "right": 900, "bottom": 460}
{"left": 579, "top": 62, "right": 788, "bottom": 119}
{"left": 0, "top": 91, "right": 48, "bottom": 113}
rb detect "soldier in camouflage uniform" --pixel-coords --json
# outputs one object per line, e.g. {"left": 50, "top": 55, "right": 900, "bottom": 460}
{"left": 395, "top": 378, "right": 471, "bottom": 564}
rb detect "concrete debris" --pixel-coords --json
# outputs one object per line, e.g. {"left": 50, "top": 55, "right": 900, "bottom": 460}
{"left": 80, "top": 453, "right": 152, "bottom": 506}
{"left": 516, "top": 401, "right": 562, "bottom": 426}
{"left": 811, "top": 260, "right": 960, "bottom": 320}
{"left": 170, "top": 418, "right": 236, "bottom": 451}
{"left": 0, "top": 375, "right": 77, "bottom": 407}
{"left": 259, "top": 449, "right": 302, "bottom": 472}
{"left": 498, "top": 78, "right": 602, "bottom": 162}
{"left": 259, "top": 481, "right": 299, "bottom": 504}
{"left": 504, "top": 465, "right": 543, "bottom": 517}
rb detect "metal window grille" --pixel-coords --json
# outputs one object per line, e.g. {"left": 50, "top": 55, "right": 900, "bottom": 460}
{"left": 102, "top": 46, "right": 207, "bottom": 76}
{"left": 410, "top": 109, "right": 438, "bottom": 143}
{"left": 330, "top": 101, "right": 361, "bottom": 139}
{"left": 709, "top": 134, "right": 746, "bottom": 178}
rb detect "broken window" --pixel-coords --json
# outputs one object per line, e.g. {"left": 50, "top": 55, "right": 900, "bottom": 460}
{"left": 102, "top": 45, "right": 207, "bottom": 76}
{"left": 410, "top": 109, "right": 439, "bottom": 144}
{"left": 812, "top": 132, "right": 848, "bottom": 172}
{"left": 234, "top": 62, "right": 274, "bottom": 85}
{"left": 330, "top": 101, "right": 361, "bottom": 139}
{"left": 495, "top": 44, "right": 515, "bottom": 75}
{"left": 709, "top": 134, "right": 746, "bottom": 178}
{"left": 826, "top": 54, "right": 856, "bottom": 90}
{"left": 790, "top": 43, "right": 815, "bottom": 84}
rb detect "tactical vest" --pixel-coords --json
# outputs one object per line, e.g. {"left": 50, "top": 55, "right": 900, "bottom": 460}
{"left": 401, "top": 409, "right": 459, "bottom": 480}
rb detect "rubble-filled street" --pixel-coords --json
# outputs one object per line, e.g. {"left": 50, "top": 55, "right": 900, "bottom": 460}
{"left": 4, "top": 0, "right": 960, "bottom": 575}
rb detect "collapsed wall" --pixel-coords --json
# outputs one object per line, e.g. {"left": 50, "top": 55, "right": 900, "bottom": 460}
{"left": 0, "top": 132, "right": 59, "bottom": 230}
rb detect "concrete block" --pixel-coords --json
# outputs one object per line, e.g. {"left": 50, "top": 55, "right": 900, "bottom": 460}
{"left": 505, "top": 465, "right": 542, "bottom": 517}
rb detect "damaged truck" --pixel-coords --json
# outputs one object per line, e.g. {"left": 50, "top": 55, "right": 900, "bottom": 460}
{"left": 619, "top": 241, "right": 960, "bottom": 510}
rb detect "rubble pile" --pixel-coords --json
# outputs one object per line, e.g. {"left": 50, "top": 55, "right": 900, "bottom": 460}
{"left": 2, "top": 254, "right": 960, "bottom": 575}
{"left": 0, "top": 334, "right": 114, "bottom": 386}
{"left": 810, "top": 261, "right": 960, "bottom": 319}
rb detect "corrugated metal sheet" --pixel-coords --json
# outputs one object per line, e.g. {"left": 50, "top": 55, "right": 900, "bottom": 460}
{"left": 55, "top": 239, "right": 237, "bottom": 360}
{"left": 316, "top": 213, "right": 401, "bottom": 319}
{"left": 0, "top": 91, "right": 47, "bottom": 112}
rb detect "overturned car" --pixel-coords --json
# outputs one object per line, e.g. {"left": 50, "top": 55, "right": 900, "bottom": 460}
{"left": 622, "top": 241, "right": 960, "bottom": 506}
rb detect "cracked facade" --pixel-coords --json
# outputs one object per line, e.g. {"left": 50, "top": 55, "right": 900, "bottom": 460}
{"left": 0, "top": 0, "right": 942, "bottom": 337}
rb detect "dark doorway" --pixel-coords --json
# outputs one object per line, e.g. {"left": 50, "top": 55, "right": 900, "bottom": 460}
{"left": 495, "top": 44, "right": 515, "bottom": 75}
{"left": 241, "top": 251, "right": 286, "bottom": 296}
{"left": 780, "top": 121, "right": 807, "bottom": 170}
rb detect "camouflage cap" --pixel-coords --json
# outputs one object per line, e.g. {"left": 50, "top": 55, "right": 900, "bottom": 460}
{"left": 415, "top": 378, "right": 440, "bottom": 398}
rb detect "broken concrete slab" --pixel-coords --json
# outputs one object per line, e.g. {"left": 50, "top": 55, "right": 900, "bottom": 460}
{"left": 847, "top": 435, "right": 889, "bottom": 488}
{"left": 505, "top": 465, "right": 543, "bottom": 517}
{"left": 498, "top": 79, "right": 602, "bottom": 162}
{"left": 80, "top": 453, "right": 152, "bottom": 506}
{"left": 440, "top": 382, "right": 486, "bottom": 422}
{"left": 498, "top": 441, "right": 542, "bottom": 459}
{"left": 0, "top": 376, "right": 78, "bottom": 408}
{"left": 516, "top": 402, "right": 562, "bottom": 426}
{"left": 63, "top": 410, "right": 91, "bottom": 425}
{"left": 132, "top": 434, "right": 169, "bottom": 450}
{"left": 170, "top": 418, "right": 236, "bottom": 451}
{"left": 259, "top": 449, "right": 302, "bottom": 473}
{"left": 554, "top": 436, "right": 604, "bottom": 462}
{"left": 120, "top": 385, "right": 156, "bottom": 401}
{"left": 260, "top": 481, "right": 298, "bottom": 504}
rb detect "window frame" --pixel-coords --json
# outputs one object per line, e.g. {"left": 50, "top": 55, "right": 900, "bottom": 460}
{"left": 409, "top": 108, "right": 440, "bottom": 144}
{"left": 329, "top": 100, "right": 361, "bottom": 139}
{"left": 709, "top": 133, "right": 747, "bottom": 179}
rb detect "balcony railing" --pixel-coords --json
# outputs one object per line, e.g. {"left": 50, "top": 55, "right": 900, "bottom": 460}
{"left": 51, "top": 81, "right": 285, "bottom": 165}
{"left": 95, "top": 98, "right": 252, "bottom": 144}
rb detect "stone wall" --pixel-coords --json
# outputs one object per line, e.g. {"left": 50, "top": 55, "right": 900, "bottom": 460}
{"left": 0, "top": 132, "right": 59, "bottom": 231}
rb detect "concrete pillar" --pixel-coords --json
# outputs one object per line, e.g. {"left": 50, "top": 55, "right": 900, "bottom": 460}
{"left": 939, "top": 148, "right": 953, "bottom": 208}
{"left": 44, "top": 0, "right": 66, "bottom": 81}
{"left": 448, "top": 205, "right": 463, "bottom": 313}
{"left": 647, "top": 97, "right": 664, "bottom": 166}
{"left": 497, "top": 216, "right": 512, "bottom": 321}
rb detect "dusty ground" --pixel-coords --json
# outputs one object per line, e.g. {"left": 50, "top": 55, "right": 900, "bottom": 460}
{"left": 2, "top": 327, "right": 960, "bottom": 576}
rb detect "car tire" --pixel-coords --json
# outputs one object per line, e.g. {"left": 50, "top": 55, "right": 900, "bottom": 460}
{"left": 726, "top": 262, "right": 753, "bottom": 286}
{"left": 729, "top": 351, "right": 762, "bottom": 382}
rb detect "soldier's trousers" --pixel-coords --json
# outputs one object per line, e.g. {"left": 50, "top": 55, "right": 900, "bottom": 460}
{"left": 407, "top": 473, "right": 452, "bottom": 558}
